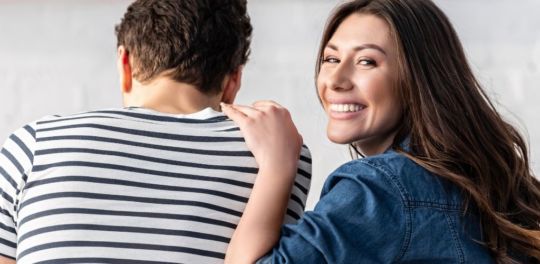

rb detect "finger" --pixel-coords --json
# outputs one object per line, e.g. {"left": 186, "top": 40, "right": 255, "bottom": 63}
{"left": 252, "top": 100, "right": 282, "bottom": 108}
{"left": 229, "top": 104, "right": 262, "bottom": 117}
{"left": 252, "top": 102, "right": 292, "bottom": 121}
{"left": 221, "top": 103, "right": 249, "bottom": 123}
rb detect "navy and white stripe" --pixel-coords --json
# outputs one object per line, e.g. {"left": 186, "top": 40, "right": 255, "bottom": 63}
{"left": 0, "top": 107, "right": 311, "bottom": 263}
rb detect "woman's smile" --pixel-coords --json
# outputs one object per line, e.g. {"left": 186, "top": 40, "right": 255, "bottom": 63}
{"left": 328, "top": 103, "right": 366, "bottom": 120}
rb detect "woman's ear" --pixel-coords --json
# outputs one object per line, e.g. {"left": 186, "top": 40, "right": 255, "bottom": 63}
{"left": 221, "top": 67, "right": 243, "bottom": 104}
{"left": 117, "top": 46, "right": 132, "bottom": 94}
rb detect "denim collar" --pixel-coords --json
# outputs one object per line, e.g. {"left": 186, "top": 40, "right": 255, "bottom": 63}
{"left": 382, "top": 136, "right": 411, "bottom": 155}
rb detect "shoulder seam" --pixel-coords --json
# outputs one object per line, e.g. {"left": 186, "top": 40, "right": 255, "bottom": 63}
{"left": 408, "top": 200, "right": 461, "bottom": 211}
{"left": 444, "top": 211, "right": 466, "bottom": 263}
{"left": 357, "top": 159, "right": 412, "bottom": 262}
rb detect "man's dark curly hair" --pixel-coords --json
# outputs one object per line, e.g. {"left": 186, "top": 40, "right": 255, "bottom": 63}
{"left": 115, "top": 0, "right": 252, "bottom": 94}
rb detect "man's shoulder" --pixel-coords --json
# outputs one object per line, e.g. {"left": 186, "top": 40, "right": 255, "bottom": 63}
{"left": 29, "top": 108, "right": 122, "bottom": 125}
{"left": 298, "top": 144, "right": 312, "bottom": 165}
{"left": 30, "top": 107, "right": 236, "bottom": 131}
{"left": 295, "top": 144, "right": 312, "bottom": 181}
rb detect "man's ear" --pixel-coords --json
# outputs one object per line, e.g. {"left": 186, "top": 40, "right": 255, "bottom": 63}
{"left": 221, "top": 67, "right": 243, "bottom": 104}
{"left": 117, "top": 45, "right": 132, "bottom": 94}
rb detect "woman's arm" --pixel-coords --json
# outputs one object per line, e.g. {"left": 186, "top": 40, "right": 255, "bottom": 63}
{"left": 221, "top": 102, "right": 302, "bottom": 264}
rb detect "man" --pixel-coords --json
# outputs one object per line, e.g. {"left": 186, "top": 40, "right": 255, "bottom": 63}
{"left": 0, "top": 0, "right": 311, "bottom": 263}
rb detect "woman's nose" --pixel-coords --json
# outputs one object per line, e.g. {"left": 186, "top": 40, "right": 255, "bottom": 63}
{"left": 327, "top": 63, "right": 354, "bottom": 91}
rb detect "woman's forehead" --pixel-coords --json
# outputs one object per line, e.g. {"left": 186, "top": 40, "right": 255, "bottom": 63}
{"left": 328, "top": 13, "right": 392, "bottom": 51}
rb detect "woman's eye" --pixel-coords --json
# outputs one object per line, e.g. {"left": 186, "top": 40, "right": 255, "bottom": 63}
{"left": 358, "top": 59, "right": 376, "bottom": 67}
{"left": 322, "top": 57, "right": 340, "bottom": 64}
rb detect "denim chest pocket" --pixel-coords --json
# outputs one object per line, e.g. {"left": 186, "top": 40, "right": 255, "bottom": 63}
{"left": 400, "top": 206, "right": 467, "bottom": 263}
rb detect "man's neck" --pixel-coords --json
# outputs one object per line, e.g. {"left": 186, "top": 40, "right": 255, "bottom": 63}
{"left": 123, "top": 77, "right": 222, "bottom": 115}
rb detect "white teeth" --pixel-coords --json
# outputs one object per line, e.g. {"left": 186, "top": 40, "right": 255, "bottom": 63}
{"left": 329, "top": 104, "right": 364, "bottom": 112}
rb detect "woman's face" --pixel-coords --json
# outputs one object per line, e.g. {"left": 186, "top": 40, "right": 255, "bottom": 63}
{"left": 317, "top": 13, "right": 402, "bottom": 156}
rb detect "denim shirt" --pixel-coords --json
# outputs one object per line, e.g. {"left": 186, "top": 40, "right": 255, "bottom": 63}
{"left": 258, "top": 149, "right": 494, "bottom": 263}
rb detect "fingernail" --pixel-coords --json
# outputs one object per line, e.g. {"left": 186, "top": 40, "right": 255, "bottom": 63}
{"left": 220, "top": 102, "right": 228, "bottom": 110}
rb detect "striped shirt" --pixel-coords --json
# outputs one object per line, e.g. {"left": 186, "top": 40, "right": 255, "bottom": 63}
{"left": 0, "top": 107, "right": 312, "bottom": 263}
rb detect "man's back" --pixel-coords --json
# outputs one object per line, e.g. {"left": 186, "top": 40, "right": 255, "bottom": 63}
{"left": 0, "top": 107, "right": 311, "bottom": 263}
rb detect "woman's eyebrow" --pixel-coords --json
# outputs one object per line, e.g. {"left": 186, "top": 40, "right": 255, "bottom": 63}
{"left": 326, "top": 43, "right": 387, "bottom": 56}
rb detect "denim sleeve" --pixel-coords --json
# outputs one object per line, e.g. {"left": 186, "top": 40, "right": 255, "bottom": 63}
{"left": 257, "top": 161, "right": 408, "bottom": 264}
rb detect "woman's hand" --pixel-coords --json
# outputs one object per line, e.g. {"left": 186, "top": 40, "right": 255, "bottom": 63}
{"left": 221, "top": 100, "right": 302, "bottom": 264}
{"left": 221, "top": 101, "right": 302, "bottom": 171}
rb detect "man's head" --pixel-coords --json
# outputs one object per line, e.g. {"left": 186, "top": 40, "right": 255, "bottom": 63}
{"left": 115, "top": 0, "right": 252, "bottom": 95}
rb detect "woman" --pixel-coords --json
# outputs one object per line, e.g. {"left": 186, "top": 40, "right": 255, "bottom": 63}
{"left": 223, "top": 0, "right": 540, "bottom": 263}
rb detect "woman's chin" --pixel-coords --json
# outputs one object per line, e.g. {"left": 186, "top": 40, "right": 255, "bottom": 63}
{"left": 326, "top": 131, "right": 357, "bottom": 145}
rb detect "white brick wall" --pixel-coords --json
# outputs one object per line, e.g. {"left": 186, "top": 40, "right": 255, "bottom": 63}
{"left": 1, "top": 0, "right": 538, "bottom": 209}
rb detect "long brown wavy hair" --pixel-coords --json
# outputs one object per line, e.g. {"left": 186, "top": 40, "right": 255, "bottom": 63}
{"left": 316, "top": 0, "right": 540, "bottom": 262}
